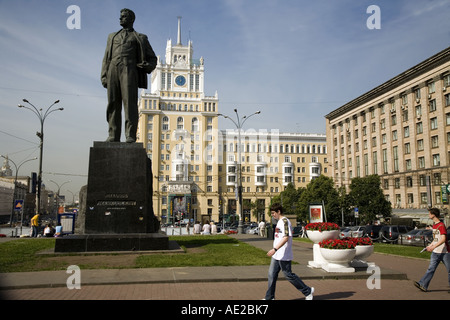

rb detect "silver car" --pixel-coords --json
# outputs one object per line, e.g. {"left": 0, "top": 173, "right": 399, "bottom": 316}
{"left": 401, "top": 229, "right": 432, "bottom": 246}
{"left": 340, "top": 226, "right": 365, "bottom": 239}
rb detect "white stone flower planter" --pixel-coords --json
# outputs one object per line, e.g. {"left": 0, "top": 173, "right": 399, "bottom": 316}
{"left": 306, "top": 230, "right": 339, "bottom": 269}
{"left": 320, "top": 248, "right": 356, "bottom": 273}
{"left": 306, "top": 230, "right": 340, "bottom": 244}
{"left": 351, "top": 245, "right": 375, "bottom": 268}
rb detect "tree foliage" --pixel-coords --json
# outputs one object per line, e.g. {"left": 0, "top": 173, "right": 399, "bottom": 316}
{"left": 274, "top": 174, "right": 391, "bottom": 226}
{"left": 347, "top": 175, "right": 392, "bottom": 224}
{"left": 297, "top": 175, "right": 340, "bottom": 222}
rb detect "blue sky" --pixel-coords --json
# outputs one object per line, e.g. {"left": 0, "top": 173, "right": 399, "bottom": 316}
{"left": 0, "top": 0, "right": 449, "bottom": 199}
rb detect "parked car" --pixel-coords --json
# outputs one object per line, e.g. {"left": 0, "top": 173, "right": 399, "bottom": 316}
{"left": 339, "top": 227, "right": 352, "bottom": 239}
{"left": 350, "top": 226, "right": 366, "bottom": 238}
{"left": 292, "top": 226, "right": 303, "bottom": 237}
{"left": 380, "top": 225, "right": 413, "bottom": 244}
{"left": 363, "top": 225, "right": 383, "bottom": 242}
{"left": 399, "top": 229, "right": 421, "bottom": 245}
{"left": 246, "top": 226, "right": 259, "bottom": 235}
{"left": 400, "top": 229, "right": 432, "bottom": 246}
{"left": 339, "top": 226, "right": 365, "bottom": 239}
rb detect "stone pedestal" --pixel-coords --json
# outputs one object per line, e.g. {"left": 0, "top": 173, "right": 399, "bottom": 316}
{"left": 55, "top": 142, "right": 167, "bottom": 252}
{"left": 54, "top": 233, "right": 168, "bottom": 252}
{"left": 84, "top": 142, "right": 156, "bottom": 234}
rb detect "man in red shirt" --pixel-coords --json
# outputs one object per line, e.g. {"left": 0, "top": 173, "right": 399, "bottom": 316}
{"left": 414, "top": 208, "right": 450, "bottom": 292}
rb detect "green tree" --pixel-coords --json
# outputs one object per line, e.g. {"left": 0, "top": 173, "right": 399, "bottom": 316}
{"left": 348, "top": 175, "right": 392, "bottom": 224}
{"left": 250, "top": 199, "right": 266, "bottom": 221}
{"left": 268, "top": 184, "right": 303, "bottom": 217}
{"left": 280, "top": 183, "right": 302, "bottom": 215}
{"left": 297, "top": 175, "right": 341, "bottom": 223}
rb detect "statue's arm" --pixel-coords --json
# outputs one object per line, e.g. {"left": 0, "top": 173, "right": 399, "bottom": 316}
{"left": 101, "top": 34, "right": 113, "bottom": 88}
{"left": 142, "top": 35, "right": 157, "bottom": 74}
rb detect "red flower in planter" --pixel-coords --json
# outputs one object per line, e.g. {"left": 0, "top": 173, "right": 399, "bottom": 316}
{"left": 319, "top": 239, "right": 356, "bottom": 249}
{"left": 305, "top": 222, "right": 340, "bottom": 232}
{"left": 342, "top": 237, "right": 373, "bottom": 246}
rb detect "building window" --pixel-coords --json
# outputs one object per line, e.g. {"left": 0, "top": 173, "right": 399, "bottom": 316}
{"left": 431, "top": 136, "right": 439, "bottom": 148}
{"left": 373, "top": 151, "right": 378, "bottom": 175}
{"left": 406, "top": 176, "right": 413, "bottom": 188}
{"left": 191, "top": 118, "right": 199, "bottom": 132}
{"left": 430, "top": 117, "right": 438, "bottom": 130}
{"left": 404, "top": 126, "right": 409, "bottom": 138}
{"left": 444, "top": 74, "right": 450, "bottom": 87}
{"left": 414, "top": 87, "right": 421, "bottom": 100}
{"left": 177, "top": 117, "right": 184, "bottom": 130}
{"left": 434, "top": 173, "right": 441, "bottom": 185}
{"left": 415, "top": 105, "right": 422, "bottom": 118}
{"left": 416, "top": 122, "right": 423, "bottom": 134}
{"left": 364, "top": 154, "right": 369, "bottom": 176}
{"left": 402, "top": 109, "right": 408, "bottom": 122}
{"left": 418, "top": 157, "right": 425, "bottom": 169}
{"left": 405, "top": 159, "right": 412, "bottom": 171}
{"left": 433, "top": 154, "right": 440, "bottom": 166}
{"left": 404, "top": 143, "right": 411, "bottom": 154}
{"left": 420, "top": 193, "right": 428, "bottom": 204}
{"left": 393, "top": 146, "right": 399, "bottom": 172}
{"left": 429, "top": 99, "right": 437, "bottom": 112}
{"left": 162, "top": 116, "right": 169, "bottom": 131}
{"left": 428, "top": 81, "right": 435, "bottom": 94}
{"left": 392, "top": 130, "right": 398, "bottom": 141}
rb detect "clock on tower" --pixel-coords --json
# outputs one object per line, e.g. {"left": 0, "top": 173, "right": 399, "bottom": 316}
{"left": 175, "top": 75, "right": 186, "bottom": 86}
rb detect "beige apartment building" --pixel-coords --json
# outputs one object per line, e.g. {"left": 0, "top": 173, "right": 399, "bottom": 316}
{"left": 137, "top": 19, "right": 327, "bottom": 225}
{"left": 219, "top": 130, "right": 327, "bottom": 224}
{"left": 326, "top": 46, "right": 450, "bottom": 211}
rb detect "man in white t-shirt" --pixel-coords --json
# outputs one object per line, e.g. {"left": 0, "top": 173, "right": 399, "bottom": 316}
{"left": 263, "top": 203, "right": 314, "bottom": 300}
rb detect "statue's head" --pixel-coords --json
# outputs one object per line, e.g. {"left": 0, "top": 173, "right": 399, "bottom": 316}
{"left": 120, "top": 8, "right": 135, "bottom": 28}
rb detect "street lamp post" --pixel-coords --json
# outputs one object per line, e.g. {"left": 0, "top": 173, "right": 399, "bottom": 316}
{"left": 218, "top": 109, "right": 261, "bottom": 234}
{"left": 49, "top": 180, "right": 71, "bottom": 221}
{"left": 0, "top": 155, "right": 37, "bottom": 226}
{"left": 18, "top": 99, "right": 63, "bottom": 216}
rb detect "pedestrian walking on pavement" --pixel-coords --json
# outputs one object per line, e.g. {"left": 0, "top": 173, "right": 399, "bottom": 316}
{"left": 259, "top": 220, "right": 266, "bottom": 237}
{"left": 414, "top": 207, "right": 450, "bottom": 292}
{"left": 264, "top": 203, "right": 314, "bottom": 300}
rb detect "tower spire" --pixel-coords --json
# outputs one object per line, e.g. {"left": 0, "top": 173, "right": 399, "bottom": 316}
{"left": 177, "top": 16, "right": 182, "bottom": 45}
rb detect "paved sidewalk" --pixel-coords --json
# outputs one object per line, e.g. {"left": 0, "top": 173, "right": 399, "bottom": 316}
{"left": 0, "top": 234, "right": 449, "bottom": 300}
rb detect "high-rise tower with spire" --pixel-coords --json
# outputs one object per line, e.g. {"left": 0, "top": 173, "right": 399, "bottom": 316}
{"left": 137, "top": 17, "right": 219, "bottom": 224}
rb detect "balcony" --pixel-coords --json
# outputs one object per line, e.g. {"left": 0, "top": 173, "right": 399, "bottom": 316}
{"left": 226, "top": 161, "right": 237, "bottom": 187}
{"left": 254, "top": 162, "right": 267, "bottom": 187}
{"left": 282, "top": 162, "right": 294, "bottom": 186}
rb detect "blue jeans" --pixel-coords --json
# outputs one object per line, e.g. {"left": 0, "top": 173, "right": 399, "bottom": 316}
{"left": 31, "top": 226, "right": 39, "bottom": 238}
{"left": 417, "top": 252, "right": 450, "bottom": 290}
{"left": 265, "top": 258, "right": 312, "bottom": 300}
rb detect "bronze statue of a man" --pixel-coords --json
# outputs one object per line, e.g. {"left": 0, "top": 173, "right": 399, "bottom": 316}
{"left": 101, "top": 8, "right": 157, "bottom": 143}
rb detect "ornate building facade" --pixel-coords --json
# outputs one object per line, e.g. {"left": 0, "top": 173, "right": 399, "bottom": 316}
{"left": 326, "top": 47, "right": 450, "bottom": 211}
{"left": 138, "top": 19, "right": 327, "bottom": 225}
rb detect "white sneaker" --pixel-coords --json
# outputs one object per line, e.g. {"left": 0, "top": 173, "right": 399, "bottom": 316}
{"left": 305, "top": 287, "right": 314, "bottom": 300}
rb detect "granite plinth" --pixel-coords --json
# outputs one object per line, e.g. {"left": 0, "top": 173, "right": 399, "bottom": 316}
{"left": 54, "top": 233, "right": 169, "bottom": 252}
{"left": 84, "top": 141, "right": 158, "bottom": 234}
